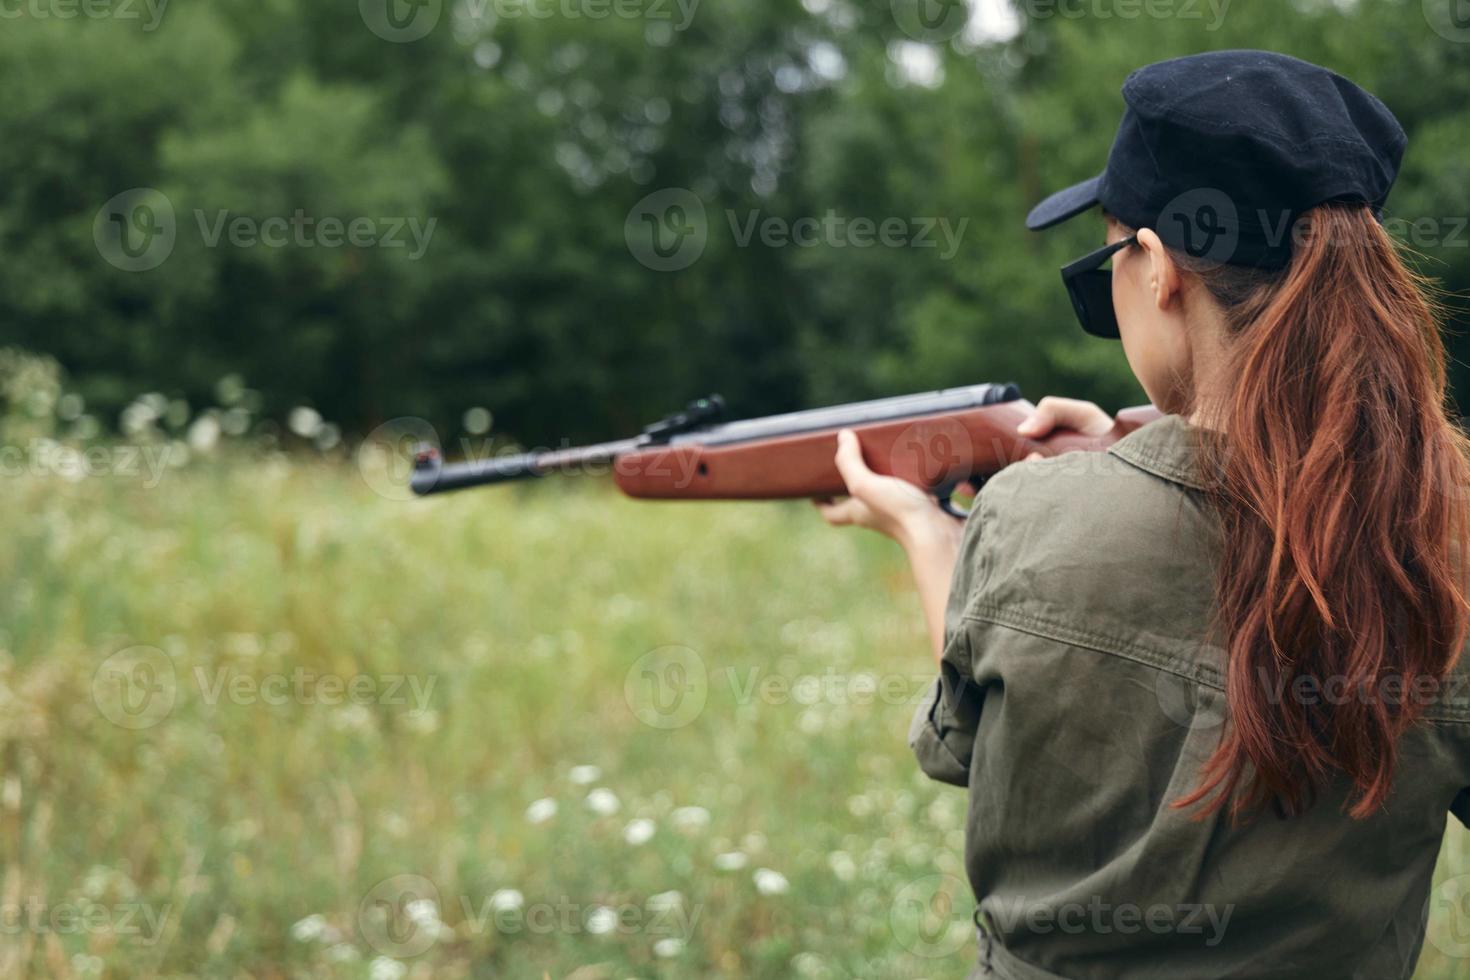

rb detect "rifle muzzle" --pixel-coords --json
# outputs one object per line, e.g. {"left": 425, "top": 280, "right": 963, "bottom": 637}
{"left": 410, "top": 446, "right": 544, "bottom": 495}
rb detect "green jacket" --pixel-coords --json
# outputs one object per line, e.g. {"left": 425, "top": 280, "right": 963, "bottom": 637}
{"left": 910, "top": 415, "right": 1470, "bottom": 979}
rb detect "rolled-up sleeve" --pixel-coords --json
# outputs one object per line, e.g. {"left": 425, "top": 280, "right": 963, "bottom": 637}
{"left": 909, "top": 661, "right": 981, "bottom": 786}
{"left": 908, "top": 497, "right": 992, "bottom": 787}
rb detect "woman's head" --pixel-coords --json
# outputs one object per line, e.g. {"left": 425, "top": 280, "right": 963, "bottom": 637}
{"left": 1029, "top": 51, "right": 1470, "bottom": 820}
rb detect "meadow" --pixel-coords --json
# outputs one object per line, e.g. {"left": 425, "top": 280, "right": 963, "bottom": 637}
{"left": 3, "top": 447, "right": 1469, "bottom": 979}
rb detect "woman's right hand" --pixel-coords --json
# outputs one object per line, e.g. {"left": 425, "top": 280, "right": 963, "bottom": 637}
{"left": 1016, "top": 396, "right": 1113, "bottom": 438}
{"left": 1015, "top": 397, "right": 1113, "bottom": 460}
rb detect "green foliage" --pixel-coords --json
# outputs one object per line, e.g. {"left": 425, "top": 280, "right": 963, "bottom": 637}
{"left": 1, "top": 1, "right": 1469, "bottom": 439}
{"left": 0, "top": 348, "right": 64, "bottom": 442}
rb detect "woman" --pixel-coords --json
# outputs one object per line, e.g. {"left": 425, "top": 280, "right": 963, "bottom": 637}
{"left": 818, "top": 51, "right": 1470, "bottom": 979}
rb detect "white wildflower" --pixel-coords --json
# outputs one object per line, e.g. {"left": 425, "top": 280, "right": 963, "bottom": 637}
{"left": 288, "top": 406, "right": 324, "bottom": 438}
{"left": 828, "top": 851, "right": 857, "bottom": 882}
{"left": 586, "top": 788, "right": 621, "bottom": 816}
{"left": 670, "top": 806, "right": 710, "bottom": 832}
{"left": 624, "top": 818, "right": 656, "bottom": 846}
{"left": 653, "top": 937, "right": 686, "bottom": 957}
{"left": 326, "top": 943, "right": 359, "bottom": 962}
{"left": 753, "top": 868, "right": 789, "bottom": 895}
{"left": 792, "top": 951, "right": 827, "bottom": 976}
{"left": 187, "top": 414, "right": 221, "bottom": 453}
{"left": 290, "top": 913, "right": 328, "bottom": 942}
{"left": 569, "top": 764, "right": 602, "bottom": 785}
{"left": 585, "top": 905, "right": 618, "bottom": 935}
{"left": 489, "top": 888, "right": 524, "bottom": 913}
{"left": 369, "top": 957, "right": 408, "bottom": 980}
{"left": 120, "top": 400, "right": 158, "bottom": 437}
{"left": 713, "top": 851, "right": 748, "bottom": 871}
{"left": 526, "top": 798, "right": 558, "bottom": 824}
{"left": 405, "top": 898, "right": 439, "bottom": 926}
{"left": 647, "top": 890, "right": 683, "bottom": 912}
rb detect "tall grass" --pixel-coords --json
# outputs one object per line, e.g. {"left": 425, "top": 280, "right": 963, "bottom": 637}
{"left": 0, "top": 457, "right": 971, "bottom": 979}
{"left": 0, "top": 455, "right": 1465, "bottom": 978}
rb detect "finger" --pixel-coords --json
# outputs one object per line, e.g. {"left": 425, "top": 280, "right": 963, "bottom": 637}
{"left": 1015, "top": 397, "right": 1062, "bottom": 438}
{"left": 1018, "top": 397, "right": 1111, "bottom": 437}
{"left": 831, "top": 429, "right": 874, "bottom": 492}
{"left": 815, "top": 497, "right": 861, "bottom": 526}
{"left": 1025, "top": 451, "right": 1044, "bottom": 462}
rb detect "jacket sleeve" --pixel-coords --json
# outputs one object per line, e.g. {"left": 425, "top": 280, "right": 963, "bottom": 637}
{"left": 908, "top": 494, "right": 992, "bottom": 787}
{"left": 908, "top": 662, "right": 983, "bottom": 787}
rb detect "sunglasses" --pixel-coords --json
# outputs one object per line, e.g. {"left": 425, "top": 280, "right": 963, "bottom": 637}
{"left": 1060, "top": 234, "right": 1137, "bottom": 339}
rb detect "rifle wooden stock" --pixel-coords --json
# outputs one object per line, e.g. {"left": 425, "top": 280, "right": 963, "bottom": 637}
{"left": 612, "top": 401, "right": 1162, "bottom": 499}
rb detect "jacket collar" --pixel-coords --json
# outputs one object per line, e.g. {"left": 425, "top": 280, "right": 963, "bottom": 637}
{"left": 1107, "top": 414, "right": 1213, "bottom": 491}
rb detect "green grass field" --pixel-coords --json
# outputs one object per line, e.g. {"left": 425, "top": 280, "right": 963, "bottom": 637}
{"left": 2, "top": 453, "right": 1468, "bottom": 979}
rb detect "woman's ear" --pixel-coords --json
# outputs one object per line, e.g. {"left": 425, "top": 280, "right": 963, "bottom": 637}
{"left": 1135, "top": 227, "right": 1182, "bottom": 312}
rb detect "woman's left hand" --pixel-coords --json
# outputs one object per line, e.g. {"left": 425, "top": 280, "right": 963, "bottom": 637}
{"left": 813, "top": 429, "right": 956, "bottom": 547}
{"left": 814, "top": 429, "right": 962, "bottom": 662}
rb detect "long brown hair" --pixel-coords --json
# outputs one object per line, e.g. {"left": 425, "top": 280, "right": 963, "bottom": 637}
{"left": 1172, "top": 204, "right": 1470, "bottom": 820}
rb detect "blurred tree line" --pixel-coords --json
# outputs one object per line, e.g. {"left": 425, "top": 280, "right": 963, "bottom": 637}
{"left": 1, "top": 0, "right": 1469, "bottom": 445}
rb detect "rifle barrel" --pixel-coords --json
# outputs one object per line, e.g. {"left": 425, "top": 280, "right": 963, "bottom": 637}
{"left": 675, "top": 382, "right": 1018, "bottom": 447}
{"left": 410, "top": 438, "right": 640, "bottom": 495}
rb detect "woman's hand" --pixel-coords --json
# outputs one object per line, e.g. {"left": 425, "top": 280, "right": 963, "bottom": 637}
{"left": 814, "top": 398, "right": 1111, "bottom": 663}
{"left": 814, "top": 430, "right": 956, "bottom": 548}
{"left": 815, "top": 430, "right": 962, "bottom": 662}
{"left": 1015, "top": 396, "right": 1113, "bottom": 443}
{"left": 815, "top": 398, "right": 1111, "bottom": 537}
{"left": 1015, "top": 396, "right": 1113, "bottom": 461}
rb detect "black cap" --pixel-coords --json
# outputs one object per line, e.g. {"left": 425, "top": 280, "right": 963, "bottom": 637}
{"left": 1025, "top": 50, "right": 1406, "bottom": 269}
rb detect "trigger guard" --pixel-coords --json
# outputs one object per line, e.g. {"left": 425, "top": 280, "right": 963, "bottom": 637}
{"left": 934, "top": 492, "right": 971, "bottom": 520}
{"left": 935, "top": 476, "right": 985, "bottom": 520}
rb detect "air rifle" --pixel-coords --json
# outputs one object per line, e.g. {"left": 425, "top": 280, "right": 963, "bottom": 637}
{"left": 409, "top": 383, "right": 1161, "bottom": 516}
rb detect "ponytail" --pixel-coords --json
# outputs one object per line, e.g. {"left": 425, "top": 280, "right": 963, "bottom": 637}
{"left": 1173, "top": 205, "right": 1470, "bottom": 820}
